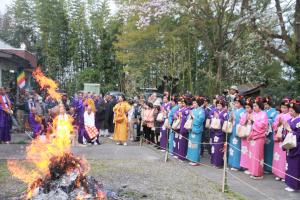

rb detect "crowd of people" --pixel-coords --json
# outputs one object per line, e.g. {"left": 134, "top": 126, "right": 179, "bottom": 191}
{"left": 0, "top": 86, "right": 300, "bottom": 193}
{"left": 112, "top": 87, "right": 300, "bottom": 193}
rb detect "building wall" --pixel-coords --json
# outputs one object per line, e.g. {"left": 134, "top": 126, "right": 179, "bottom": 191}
{"left": 0, "top": 58, "right": 19, "bottom": 87}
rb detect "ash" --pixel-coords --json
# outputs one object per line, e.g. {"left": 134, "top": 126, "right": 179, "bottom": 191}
{"left": 25, "top": 153, "right": 119, "bottom": 200}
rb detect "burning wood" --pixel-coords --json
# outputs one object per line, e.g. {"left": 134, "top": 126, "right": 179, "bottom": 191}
{"left": 6, "top": 68, "right": 119, "bottom": 200}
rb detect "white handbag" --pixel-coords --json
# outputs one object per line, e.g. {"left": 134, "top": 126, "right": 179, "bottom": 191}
{"left": 236, "top": 124, "right": 252, "bottom": 138}
{"left": 205, "top": 119, "right": 211, "bottom": 129}
{"left": 184, "top": 116, "right": 193, "bottom": 130}
{"left": 156, "top": 112, "right": 164, "bottom": 122}
{"left": 222, "top": 121, "right": 233, "bottom": 133}
{"left": 172, "top": 118, "right": 181, "bottom": 130}
{"left": 211, "top": 118, "right": 221, "bottom": 130}
{"left": 282, "top": 132, "right": 297, "bottom": 150}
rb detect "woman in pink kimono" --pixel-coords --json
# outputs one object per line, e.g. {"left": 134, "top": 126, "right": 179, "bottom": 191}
{"left": 272, "top": 98, "right": 291, "bottom": 181}
{"left": 239, "top": 98, "right": 254, "bottom": 175}
{"left": 247, "top": 97, "right": 268, "bottom": 179}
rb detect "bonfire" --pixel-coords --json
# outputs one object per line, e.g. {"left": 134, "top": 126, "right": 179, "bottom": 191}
{"left": 7, "top": 68, "right": 108, "bottom": 200}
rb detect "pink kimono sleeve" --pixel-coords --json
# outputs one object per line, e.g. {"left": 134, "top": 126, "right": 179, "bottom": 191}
{"left": 252, "top": 112, "right": 268, "bottom": 133}
{"left": 272, "top": 114, "right": 281, "bottom": 131}
{"left": 239, "top": 113, "right": 247, "bottom": 125}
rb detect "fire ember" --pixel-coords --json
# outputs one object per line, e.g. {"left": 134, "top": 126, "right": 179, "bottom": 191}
{"left": 27, "top": 153, "right": 106, "bottom": 200}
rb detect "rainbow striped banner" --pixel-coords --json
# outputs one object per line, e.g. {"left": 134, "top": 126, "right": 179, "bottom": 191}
{"left": 17, "top": 71, "right": 26, "bottom": 89}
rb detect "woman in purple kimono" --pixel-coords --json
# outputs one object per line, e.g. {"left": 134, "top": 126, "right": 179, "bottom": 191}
{"left": 210, "top": 98, "right": 228, "bottom": 168}
{"left": 159, "top": 96, "right": 171, "bottom": 150}
{"left": 173, "top": 98, "right": 184, "bottom": 158}
{"left": 0, "top": 87, "right": 12, "bottom": 143}
{"left": 28, "top": 107, "right": 43, "bottom": 138}
{"left": 177, "top": 97, "right": 193, "bottom": 161}
{"left": 284, "top": 99, "right": 300, "bottom": 192}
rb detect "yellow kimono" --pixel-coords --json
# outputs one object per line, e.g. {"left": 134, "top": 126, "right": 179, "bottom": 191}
{"left": 113, "top": 101, "right": 131, "bottom": 142}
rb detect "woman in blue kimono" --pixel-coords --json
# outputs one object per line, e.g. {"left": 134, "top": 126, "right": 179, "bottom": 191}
{"left": 228, "top": 95, "right": 245, "bottom": 171}
{"left": 186, "top": 97, "right": 205, "bottom": 166}
{"left": 168, "top": 97, "right": 179, "bottom": 154}
{"left": 210, "top": 98, "right": 228, "bottom": 168}
{"left": 263, "top": 96, "right": 278, "bottom": 173}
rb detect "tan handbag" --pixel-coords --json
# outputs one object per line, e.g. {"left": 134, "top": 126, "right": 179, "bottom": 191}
{"left": 184, "top": 116, "right": 193, "bottom": 130}
{"left": 211, "top": 118, "right": 221, "bottom": 130}
{"left": 276, "top": 125, "right": 284, "bottom": 139}
{"left": 236, "top": 124, "right": 252, "bottom": 138}
{"left": 222, "top": 121, "right": 233, "bottom": 133}
{"left": 172, "top": 118, "right": 181, "bottom": 130}
{"left": 205, "top": 119, "right": 211, "bottom": 128}
{"left": 156, "top": 112, "right": 164, "bottom": 122}
{"left": 282, "top": 132, "right": 297, "bottom": 150}
{"left": 163, "top": 119, "right": 170, "bottom": 129}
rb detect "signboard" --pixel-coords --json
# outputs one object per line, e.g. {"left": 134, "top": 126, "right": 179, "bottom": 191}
{"left": 84, "top": 83, "right": 100, "bottom": 94}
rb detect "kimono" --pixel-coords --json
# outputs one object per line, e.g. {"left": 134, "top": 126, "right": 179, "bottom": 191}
{"left": 264, "top": 108, "right": 278, "bottom": 172}
{"left": 239, "top": 113, "right": 251, "bottom": 169}
{"left": 248, "top": 111, "right": 268, "bottom": 177}
{"left": 272, "top": 113, "right": 292, "bottom": 179}
{"left": 28, "top": 113, "right": 43, "bottom": 138}
{"left": 0, "top": 95, "right": 12, "bottom": 142}
{"left": 113, "top": 101, "right": 131, "bottom": 142}
{"left": 228, "top": 108, "right": 245, "bottom": 169}
{"left": 77, "top": 98, "right": 88, "bottom": 144}
{"left": 186, "top": 107, "right": 205, "bottom": 162}
{"left": 160, "top": 102, "right": 172, "bottom": 149}
{"left": 210, "top": 109, "right": 228, "bottom": 167}
{"left": 285, "top": 116, "right": 300, "bottom": 190}
{"left": 177, "top": 107, "right": 192, "bottom": 160}
{"left": 173, "top": 107, "right": 185, "bottom": 156}
{"left": 84, "top": 111, "right": 99, "bottom": 140}
{"left": 201, "top": 105, "right": 215, "bottom": 155}
{"left": 168, "top": 105, "right": 179, "bottom": 154}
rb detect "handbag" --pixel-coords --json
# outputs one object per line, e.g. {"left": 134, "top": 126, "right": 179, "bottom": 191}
{"left": 172, "top": 118, "right": 181, "bottom": 130}
{"left": 276, "top": 125, "right": 284, "bottom": 139}
{"left": 282, "top": 132, "right": 297, "bottom": 150}
{"left": 210, "top": 118, "right": 221, "bottom": 130}
{"left": 156, "top": 112, "right": 164, "bottom": 122}
{"left": 184, "top": 116, "right": 193, "bottom": 130}
{"left": 236, "top": 124, "right": 252, "bottom": 138}
{"left": 222, "top": 121, "right": 233, "bottom": 133}
{"left": 205, "top": 119, "right": 211, "bottom": 129}
{"left": 163, "top": 119, "right": 170, "bottom": 129}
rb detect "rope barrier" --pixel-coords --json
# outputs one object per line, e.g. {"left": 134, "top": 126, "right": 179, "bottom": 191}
{"left": 228, "top": 142, "right": 300, "bottom": 182}
{"left": 139, "top": 136, "right": 296, "bottom": 199}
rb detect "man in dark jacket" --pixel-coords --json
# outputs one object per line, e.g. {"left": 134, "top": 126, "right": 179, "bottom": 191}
{"left": 95, "top": 95, "right": 108, "bottom": 136}
{"left": 105, "top": 94, "right": 117, "bottom": 136}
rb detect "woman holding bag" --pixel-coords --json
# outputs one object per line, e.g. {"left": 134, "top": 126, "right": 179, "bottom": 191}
{"left": 173, "top": 98, "right": 184, "bottom": 158}
{"left": 272, "top": 98, "right": 291, "bottom": 181}
{"left": 247, "top": 97, "right": 268, "bottom": 179}
{"left": 228, "top": 95, "right": 245, "bottom": 171}
{"left": 284, "top": 99, "right": 300, "bottom": 192}
{"left": 186, "top": 97, "right": 205, "bottom": 165}
{"left": 210, "top": 98, "right": 229, "bottom": 168}
{"left": 262, "top": 96, "right": 278, "bottom": 173}
{"left": 239, "top": 98, "right": 254, "bottom": 174}
{"left": 177, "top": 96, "right": 193, "bottom": 161}
{"left": 159, "top": 96, "right": 171, "bottom": 151}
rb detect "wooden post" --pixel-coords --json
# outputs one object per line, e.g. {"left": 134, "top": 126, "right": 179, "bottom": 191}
{"left": 164, "top": 129, "right": 169, "bottom": 162}
{"left": 222, "top": 122, "right": 229, "bottom": 193}
{"left": 139, "top": 135, "right": 143, "bottom": 147}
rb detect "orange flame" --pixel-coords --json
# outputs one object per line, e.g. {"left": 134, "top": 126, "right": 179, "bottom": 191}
{"left": 32, "top": 67, "right": 62, "bottom": 101}
{"left": 7, "top": 68, "right": 89, "bottom": 199}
